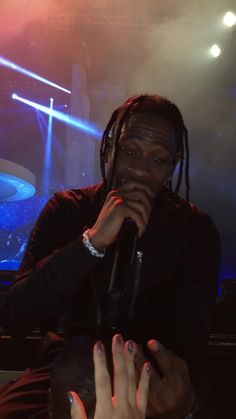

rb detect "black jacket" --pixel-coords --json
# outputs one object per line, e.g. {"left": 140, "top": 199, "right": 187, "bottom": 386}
{"left": 0, "top": 184, "right": 221, "bottom": 406}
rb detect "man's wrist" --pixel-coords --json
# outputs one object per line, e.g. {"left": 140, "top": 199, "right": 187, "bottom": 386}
{"left": 183, "top": 395, "right": 200, "bottom": 419}
{"left": 82, "top": 229, "right": 105, "bottom": 258}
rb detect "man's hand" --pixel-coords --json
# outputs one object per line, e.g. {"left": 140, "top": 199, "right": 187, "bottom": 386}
{"left": 135, "top": 340, "right": 196, "bottom": 419}
{"left": 88, "top": 181, "right": 155, "bottom": 251}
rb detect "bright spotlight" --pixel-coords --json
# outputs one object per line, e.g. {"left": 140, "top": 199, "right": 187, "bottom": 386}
{"left": 223, "top": 11, "right": 236, "bottom": 27}
{"left": 210, "top": 44, "right": 221, "bottom": 58}
{"left": 0, "top": 56, "right": 71, "bottom": 94}
{"left": 12, "top": 93, "right": 102, "bottom": 139}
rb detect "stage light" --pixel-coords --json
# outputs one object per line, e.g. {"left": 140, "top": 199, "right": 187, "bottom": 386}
{"left": 1, "top": 56, "right": 71, "bottom": 94}
{"left": 12, "top": 93, "right": 102, "bottom": 138}
{"left": 35, "top": 109, "right": 48, "bottom": 142}
{"left": 223, "top": 11, "right": 236, "bottom": 27}
{"left": 210, "top": 44, "right": 221, "bottom": 58}
{"left": 42, "top": 98, "right": 54, "bottom": 194}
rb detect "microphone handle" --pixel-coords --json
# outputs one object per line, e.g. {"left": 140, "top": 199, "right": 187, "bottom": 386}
{"left": 111, "top": 219, "right": 138, "bottom": 291}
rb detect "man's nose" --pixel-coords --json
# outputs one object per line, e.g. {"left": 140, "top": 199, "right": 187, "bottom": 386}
{"left": 127, "top": 159, "right": 150, "bottom": 178}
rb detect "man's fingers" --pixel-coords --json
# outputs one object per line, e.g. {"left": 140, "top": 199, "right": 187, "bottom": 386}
{"left": 120, "top": 180, "right": 155, "bottom": 200}
{"left": 113, "top": 200, "right": 147, "bottom": 237}
{"left": 123, "top": 198, "right": 150, "bottom": 226}
{"left": 108, "top": 193, "right": 147, "bottom": 235}
{"left": 119, "top": 189, "right": 153, "bottom": 213}
{"left": 69, "top": 391, "right": 87, "bottom": 419}
{"left": 147, "top": 340, "right": 189, "bottom": 384}
{"left": 147, "top": 340, "right": 174, "bottom": 377}
{"left": 93, "top": 341, "right": 112, "bottom": 415}
{"left": 136, "top": 362, "right": 151, "bottom": 418}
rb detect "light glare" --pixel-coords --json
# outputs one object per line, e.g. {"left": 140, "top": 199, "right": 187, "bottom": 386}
{"left": 210, "top": 44, "right": 221, "bottom": 58}
{"left": 1, "top": 56, "right": 71, "bottom": 94}
{"left": 12, "top": 94, "right": 102, "bottom": 139}
{"left": 42, "top": 98, "right": 54, "bottom": 194}
{"left": 223, "top": 11, "right": 236, "bottom": 27}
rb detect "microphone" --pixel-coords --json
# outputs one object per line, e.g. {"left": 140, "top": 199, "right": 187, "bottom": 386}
{"left": 107, "top": 219, "right": 139, "bottom": 331}
{"left": 116, "top": 218, "right": 138, "bottom": 285}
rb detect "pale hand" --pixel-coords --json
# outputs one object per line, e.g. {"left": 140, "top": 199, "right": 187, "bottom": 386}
{"left": 70, "top": 334, "right": 150, "bottom": 419}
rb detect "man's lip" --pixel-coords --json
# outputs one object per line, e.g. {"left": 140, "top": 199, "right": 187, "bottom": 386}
{"left": 119, "top": 178, "right": 152, "bottom": 189}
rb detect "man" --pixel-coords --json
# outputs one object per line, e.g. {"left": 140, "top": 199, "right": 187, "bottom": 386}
{"left": 0, "top": 94, "right": 220, "bottom": 418}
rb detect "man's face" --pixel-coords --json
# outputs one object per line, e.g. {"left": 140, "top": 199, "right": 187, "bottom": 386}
{"left": 107, "top": 111, "right": 178, "bottom": 196}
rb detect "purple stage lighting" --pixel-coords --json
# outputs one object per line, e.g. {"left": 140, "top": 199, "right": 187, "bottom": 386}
{"left": 0, "top": 56, "right": 71, "bottom": 94}
{"left": 12, "top": 93, "right": 102, "bottom": 139}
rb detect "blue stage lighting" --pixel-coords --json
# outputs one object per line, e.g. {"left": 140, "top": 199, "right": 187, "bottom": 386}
{"left": 42, "top": 98, "right": 54, "bottom": 194}
{"left": 0, "top": 159, "right": 36, "bottom": 202}
{"left": 35, "top": 109, "right": 48, "bottom": 142}
{"left": 1, "top": 56, "right": 71, "bottom": 94}
{"left": 12, "top": 93, "right": 102, "bottom": 138}
{"left": 0, "top": 195, "right": 47, "bottom": 270}
{"left": 0, "top": 172, "right": 35, "bottom": 202}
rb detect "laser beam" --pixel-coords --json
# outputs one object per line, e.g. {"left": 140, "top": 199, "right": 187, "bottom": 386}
{"left": 0, "top": 56, "right": 71, "bottom": 94}
{"left": 12, "top": 94, "right": 102, "bottom": 138}
{"left": 42, "top": 98, "right": 54, "bottom": 194}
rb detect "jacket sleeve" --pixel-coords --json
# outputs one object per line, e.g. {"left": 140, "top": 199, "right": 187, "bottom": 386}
{"left": 0, "top": 191, "right": 102, "bottom": 337}
{"left": 172, "top": 213, "right": 221, "bottom": 410}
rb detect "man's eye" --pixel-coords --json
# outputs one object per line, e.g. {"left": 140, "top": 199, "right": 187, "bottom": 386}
{"left": 126, "top": 149, "right": 135, "bottom": 156}
{"left": 153, "top": 156, "right": 168, "bottom": 164}
{"left": 120, "top": 147, "right": 136, "bottom": 157}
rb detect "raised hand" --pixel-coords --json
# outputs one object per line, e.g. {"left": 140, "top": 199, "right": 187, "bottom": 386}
{"left": 88, "top": 181, "right": 155, "bottom": 252}
{"left": 69, "top": 334, "right": 150, "bottom": 419}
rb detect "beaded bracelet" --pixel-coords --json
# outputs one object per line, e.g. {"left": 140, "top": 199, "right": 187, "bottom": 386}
{"left": 82, "top": 229, "right": 105, "bottom": 258}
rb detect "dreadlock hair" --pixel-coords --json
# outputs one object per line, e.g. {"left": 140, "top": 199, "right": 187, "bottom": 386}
{"left": 100, "top": 94, "right": 190, "bottom": 201}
